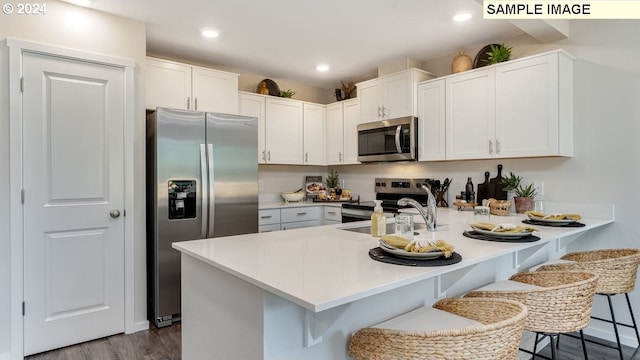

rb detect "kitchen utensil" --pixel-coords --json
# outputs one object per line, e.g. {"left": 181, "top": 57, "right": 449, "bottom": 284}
{"left": 490, "top": 164, "right": 508, "bottom": 200}
{"left": 476, "top": 172, "right": 494, "bottom": 205}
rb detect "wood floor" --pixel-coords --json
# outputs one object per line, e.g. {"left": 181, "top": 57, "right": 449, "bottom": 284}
{"left": 25, "top": 324, "right": 637, "bottom": 360}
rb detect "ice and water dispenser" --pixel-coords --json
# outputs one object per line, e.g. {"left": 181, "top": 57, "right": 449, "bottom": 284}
{"left": 168, "top": 180, "right": 196, "bottom": 219}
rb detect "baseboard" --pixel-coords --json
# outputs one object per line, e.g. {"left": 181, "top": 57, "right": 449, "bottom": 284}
{"left": 126, "top": 320, "right": 150, "bottom": 334}
{"left": 584, "top": 326, "right": 639, "bottom": 348}
{"left": 0, "top": 352, "right": 19, "bottom": 360}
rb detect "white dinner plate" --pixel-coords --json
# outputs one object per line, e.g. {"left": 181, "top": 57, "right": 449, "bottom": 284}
{"left": 378, "top": 241, "right": 444, "bottom": 259}
{"left": 526, "top": 214, "right": 577, "bottom": 224}
{"left": 470, "top": 226, "right": 534, "bottom": 238}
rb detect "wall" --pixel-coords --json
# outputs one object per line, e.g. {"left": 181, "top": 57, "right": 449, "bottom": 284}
{"left": 0, "top": 1, "right": 147, "bottom": 357}
{"left": 261, "top": 20, "right": 640, "bottom": 345}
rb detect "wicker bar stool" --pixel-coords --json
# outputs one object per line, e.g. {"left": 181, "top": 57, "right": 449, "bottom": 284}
{"left": 348, "top": 297, "right": 527, "bottom": 360}
{"left": 536, "top": 249, "right": 640, "bottom": 360}
{"left": 464, "top": 271, "right": 598, "bottom": 360}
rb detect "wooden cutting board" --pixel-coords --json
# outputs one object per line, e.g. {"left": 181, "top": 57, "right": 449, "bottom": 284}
{"left": 490, "top": 164, "right": 508, "bottom": 200}
{"left": 476, "top": 171, "right": 495, "bottom": 204}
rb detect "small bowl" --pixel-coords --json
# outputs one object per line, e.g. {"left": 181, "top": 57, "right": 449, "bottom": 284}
{"left": 281, "top": 192, "right": 304, "bottom": 203}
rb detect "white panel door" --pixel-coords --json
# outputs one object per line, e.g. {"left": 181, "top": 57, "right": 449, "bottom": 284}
{"left": 325, "top": 102, "right": 344, "bottom": 165}
{"left": 342, "top": 99, "right": 360, "bottom": 165}
{"left": 265, "top": 98, "right": 303, "bottom": 164}
{"left": 192, "top": 66, "right": 239, "bottom": 114}
{"left": 417, "top": 79, "right": 446, "bottom": 161}
{"left": 239, "top": 92, "right": 266, "bottom": 163}
{"left": 146, "top": 57, "right": 191, "bottom": 110}
{"left": 22, "top": 51, "right": 125, "bottom": 355}
{"left": 302, "top": 103, "right": 326, "bottom": 165}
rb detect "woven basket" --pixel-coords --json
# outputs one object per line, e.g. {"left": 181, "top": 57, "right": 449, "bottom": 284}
{"left": 465, "top": 271, "right": 598, "bottom": 334}
{"left": 488, "top": 199, "right": 511, "bottom": 216}
{"left": 348, "top": 297, "right": 527, "bottom": 360}
{"left": 536, "top": 249, "right": 640, "bottom": 294}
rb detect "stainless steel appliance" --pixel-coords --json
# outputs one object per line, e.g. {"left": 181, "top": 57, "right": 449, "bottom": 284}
{"left": 341, "top": 178, "right": 432, "bottom": 223}
{"left": 357, "top": 116, "right": 418, "bottom": 163}
{"left": 146, "top": 107, "right": 258, "bottom": 327}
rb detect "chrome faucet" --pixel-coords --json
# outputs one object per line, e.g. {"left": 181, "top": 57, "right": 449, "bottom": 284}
{"left": 397, "top": 184, "right": 437, "bottom": 232}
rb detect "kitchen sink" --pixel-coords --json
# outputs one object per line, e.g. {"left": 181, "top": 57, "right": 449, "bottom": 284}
{"left": 340, "top": 222, "right": 429, "bottom": 234}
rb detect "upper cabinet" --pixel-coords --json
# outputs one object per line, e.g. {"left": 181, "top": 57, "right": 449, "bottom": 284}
{"left": 238, "top": 92, "right": 267, "bottom": 163}
{"left": 264, "top": 97, "right": 304, "bottom": 164}
{"left": 419, "top": 50, "right": 574, "bottom": 161}
{"left": 146, "top": 57, "right": 239, "bottom": 114}
{"left": 303, "top": 103, "right": 326, "bottom": 165}
{"left": 357, "top": 68, "right": 434, "bottom": 123}
{"left": 325, "top": 98, "right": 360, "bottom": 165}
{"left": 342, "top": 99, "right": 361, "bottom": 165}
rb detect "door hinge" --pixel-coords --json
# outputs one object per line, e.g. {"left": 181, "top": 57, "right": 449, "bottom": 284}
{"left": 22, "top": 301, "right": 25, "bottom": 316}
{"left": 20, "top": 77, "right": 24, "bottom": 93}
{"left": 20, "top": 189, "right": 25, "bottom": 204}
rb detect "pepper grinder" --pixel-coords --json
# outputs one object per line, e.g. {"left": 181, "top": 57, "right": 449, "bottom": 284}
{"left": 465, "top": 177, "right": 475, "bottom": 203}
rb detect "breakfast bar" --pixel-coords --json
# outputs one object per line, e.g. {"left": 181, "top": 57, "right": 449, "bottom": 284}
{"left": 173, "top": 203, "right": 614, "bottom": 360}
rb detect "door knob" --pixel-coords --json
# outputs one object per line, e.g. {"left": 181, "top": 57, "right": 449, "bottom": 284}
{"left": 110, "top": 209, "right": 121, "bottom": 218}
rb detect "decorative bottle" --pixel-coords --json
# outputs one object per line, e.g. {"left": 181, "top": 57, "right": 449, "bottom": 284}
{"left": 465, "top": 177, "right": 475, "bottom": 203}
{"left": 371, "top": 200, "right": 386, "bottom": 237}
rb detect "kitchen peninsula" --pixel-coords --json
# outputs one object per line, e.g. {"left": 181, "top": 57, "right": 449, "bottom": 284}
{"left": 173, "top": 203, "right": 613, "bottom": 360}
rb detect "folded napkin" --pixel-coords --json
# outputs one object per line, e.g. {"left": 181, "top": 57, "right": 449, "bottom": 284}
{"left": 525, "top": 211, "right": 582, "bottom": 221}
{"left": 470, "top": 222, "right": 537, "bottom": 233}
{"left": 405, "top": 239, "right": 455, "bottom": 258}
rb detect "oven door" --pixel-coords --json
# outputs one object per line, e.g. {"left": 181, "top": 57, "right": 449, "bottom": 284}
{"left": 357, "top": 116, "right": 417, "bottom": 163}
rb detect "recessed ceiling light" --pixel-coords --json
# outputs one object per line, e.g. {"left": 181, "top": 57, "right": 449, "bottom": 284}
{"left": 316, "top": 64, "right": 329, "bottom": 72}
{"left": 453, "top": 13, "right": 472, "bottom": 22}
{"left": 201, "top": 28, "right": 219, "bottom": 38}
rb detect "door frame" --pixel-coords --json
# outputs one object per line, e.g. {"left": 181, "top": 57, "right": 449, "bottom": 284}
{"left": 7, "top": 38, "right": 140, "bottom": 359}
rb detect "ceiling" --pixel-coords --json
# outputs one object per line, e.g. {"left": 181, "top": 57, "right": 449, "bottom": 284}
{"left": 85, "top": 0, "right": 529, "bottom": 89}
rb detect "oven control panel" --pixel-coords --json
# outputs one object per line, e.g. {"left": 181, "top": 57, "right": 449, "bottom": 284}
{"left": 374, "top": 178, "right": 433, "bottom": 194}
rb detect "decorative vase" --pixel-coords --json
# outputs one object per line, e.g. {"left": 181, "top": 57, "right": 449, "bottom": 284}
{"left": 514, "top": 197, "right": 534, "bottom": 214}
{"left": 257, "top": 81, "right": 269, "bottom": 95}
{"left": 452, "top": 51, "right": 473, "bottom": 73}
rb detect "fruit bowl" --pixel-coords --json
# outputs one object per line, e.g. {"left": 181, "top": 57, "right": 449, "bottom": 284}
{"left": 281, "top": 192, "right": 304, "bottom": 203}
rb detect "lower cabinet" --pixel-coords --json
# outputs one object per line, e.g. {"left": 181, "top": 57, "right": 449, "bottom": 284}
{"left": 258, "top": 206, "right": 323, "bottom": 232}
{"left": 323, "top": 206, "right": 342, "bottom": 225}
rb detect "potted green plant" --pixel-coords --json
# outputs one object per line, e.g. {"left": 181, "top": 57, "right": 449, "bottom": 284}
{"left": 325, "top": 169, "right": 341, "bottom": 197}
{"left": 280, "top": 89, "right": 296, "bottom": 98}
{"left": 501, "top": 172, "right": 538, "bottom": 213}
{"left": 487, "top": 43, "right": 512, "bottom": 64}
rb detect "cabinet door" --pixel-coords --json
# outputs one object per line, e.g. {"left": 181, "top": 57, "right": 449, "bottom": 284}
{"left": 146, "top": 58, "right": 192, "bottom": 110}
{"left": 417, "top": 79, "right": 446, "bottom": 161}
{"left": 325, "top": 102, "right": 344, "bottom": 165}
{"left": 382, "top": 71, "right": 414, "bottom": 119}
{"left": 265, "top": 98, "right": 303, "bottom": 164}
{"left": 495, "top": 54, "right": 559, "bottom": 157}
{"left": 303, "top": 103, "right": 326, "bottom": 165}
{"left": 357, "top": 79, "right": 382, "bottom": 123}
{"left": 192, "top": 66, "right": 239, "bottom": 114}
{"left": 342, "top": 99, "right": 360, "bottom": 164}
{"left": 239, "top": 92, "right": 266, "bottom": 163}
{"left": 446, "top": 69, "right": 495, "bottom": 160}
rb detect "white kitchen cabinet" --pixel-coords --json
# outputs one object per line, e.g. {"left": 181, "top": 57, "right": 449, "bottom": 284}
{"left": 445, "top": 68, "right": 496, "bottom": 160}
{"left": 265, "top": 97, "right": 303, "bottom": 164}
{"left": 303, "top": 103, "right": 326, "bottom": 165}
{"left": 417, "top": 79, "right": 446, "bottom": 161}
{"left": 325, "top": 102, "right": 344, "bottom": 165}
{"left": 239, "top": 92, "right": 267, "bottom": 163}
{"left": 146, "top": 57, "right": 238, "bottom": 113}
{"left": 445, "top": 50, "right": 573, "bottom": 160}
{"left": 323, "top": 205, "right": 342, "bottom": 224}
{"left": 280, "top": 207, "right": 322, "bottom": 230}
{"left": 357, "top": 68, "right": 434, "bottom": 123}
{"left": 258, "top": 209, "right": 281, "bottom": 233}
{"left": 342, "top": 98, "right": 360, "bottom": 164}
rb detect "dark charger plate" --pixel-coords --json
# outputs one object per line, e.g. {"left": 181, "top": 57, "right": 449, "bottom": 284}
{"left": 369, "top": 247, "right": 462, "bottom": 267}
{"left": 260, "top": 78, "right": 280, "bottom": 96}
{"left": 463, "top": 230, "right": 541, "bottom": 242}
{"left": 473, "top": 44, "right": 500, "bottom": 68}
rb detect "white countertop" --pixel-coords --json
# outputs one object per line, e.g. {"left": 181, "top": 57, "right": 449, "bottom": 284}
{"left": 173, "top": 207, "right": 613, "bottom": 313}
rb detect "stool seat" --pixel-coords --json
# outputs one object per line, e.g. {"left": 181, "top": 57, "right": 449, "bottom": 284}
{"left": 348, "top": 297, "right": 527, "bottom": 360}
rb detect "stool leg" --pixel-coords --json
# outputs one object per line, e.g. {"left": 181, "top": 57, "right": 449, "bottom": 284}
{"left": 626, "top": 293, "right": 640, "bottom": 345}
{"left": 532, "top": 332, "right": 540, "bottom": 360}
{"left": 579, "top": 329, "right": 589, "bottom": 360}
{"left": 549, "top": 334, "right": 558, "bottom": 360}
{"left": 606, "top": 294, "right": 625, "bottom": 360}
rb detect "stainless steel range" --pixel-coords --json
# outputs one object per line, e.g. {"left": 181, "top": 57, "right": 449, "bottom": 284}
{"left": 341, "top": 178, "right": 433, "bottom": 223}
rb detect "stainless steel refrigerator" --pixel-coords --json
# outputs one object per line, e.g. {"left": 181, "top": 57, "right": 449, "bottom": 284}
{"left": 146, "top": 107, "right": 258, "bottom": 327}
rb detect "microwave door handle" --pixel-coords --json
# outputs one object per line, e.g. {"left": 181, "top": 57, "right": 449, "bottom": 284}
{"left": 395, "top": 125, "right": 402, "bottom": 153}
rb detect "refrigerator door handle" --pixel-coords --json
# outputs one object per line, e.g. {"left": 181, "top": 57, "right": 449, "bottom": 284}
{"left": 200, "top": 144, "right": 208, "bottom": 238}
{"left": 207, "top": 143, "right": 215, "bottom": 238}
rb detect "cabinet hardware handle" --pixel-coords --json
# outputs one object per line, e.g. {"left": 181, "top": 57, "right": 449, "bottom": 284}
{"left": 297, "top": 212, "right": 307, "bottom": 216}
{"left": 377, "top": 106, "right": 382, "bottom": 118}
{"left": 489, "top": 140, "right": 493, "bottom": 154}
{"left": 339, "top": 152, "right": 342, "bottom": 162}
{"left": 262, "top": 150, "right": 266, "bottom": 161}
{"left": 305, "top": 152, "right": 308, "bottom": 163}
{"left": 328, "top": 211, "right": 336, "bottom": 215}
{"left": 496, "top": 139, "right": 501, "bottom": 154}
{"left": 267, "top": 150, "right": 271, "bottom": 161}
{"left": 381, "top": 106, "right": 387, "bottom": 118}
{"left": 187, "top": 97, "right": 191, "bottom": 110}
{"left": 195, "top": 98, "right": 198, "bottom": 111}
{"left": 260, "top": 215, "right": 272, "bottom": 219}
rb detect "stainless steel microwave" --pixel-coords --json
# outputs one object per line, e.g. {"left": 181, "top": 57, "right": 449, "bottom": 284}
{"left": 357, "top": 116, "right": 417, "bottom": 163}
